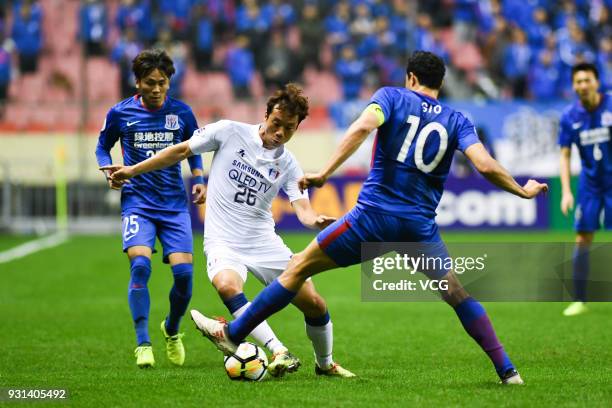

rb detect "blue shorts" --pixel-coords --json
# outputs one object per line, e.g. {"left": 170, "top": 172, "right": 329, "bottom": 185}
{"left": 316, "top": 205, "right": 449, "bottom": 279}
{"left": 121, "top": 209, "right": 193, "bottom": 263}
{"left": 575, "top": 188, "right": 612, "bottom": 232}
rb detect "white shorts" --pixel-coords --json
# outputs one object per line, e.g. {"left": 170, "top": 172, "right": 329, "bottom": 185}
{"left": 205, "top": 240, "right": 293, "bottom": 286}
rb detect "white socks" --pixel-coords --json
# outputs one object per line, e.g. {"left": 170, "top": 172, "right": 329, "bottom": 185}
{"left": 306, "top": 320, "right": 334, "bottom": 369}
{"left": 233, "top": 302, "right": 286, "bottom": 354}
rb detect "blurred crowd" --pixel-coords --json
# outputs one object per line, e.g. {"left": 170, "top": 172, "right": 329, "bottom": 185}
{"left": 0, "top": 0, "right": 610, "bottom": 107}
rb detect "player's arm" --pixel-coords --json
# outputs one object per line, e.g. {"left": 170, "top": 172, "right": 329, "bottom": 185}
{"left": 184, "top": 110, "right": 206, "bottom": 204}
{"left": 464, "top": 143, "right": 548, "bottom": 199}
{"left": 101, "top": 141, "right": 194, "bottom": 181}
{"left": 291, "top": 198, "right": 336, "bottom": 230}
{"left": 559, "top": 147, "right": 574, "bottom": 215}
{"left": 300, "top": 105, "right": 381, "bottom": 191}
{"left": 557, "top": 114, "right": 575, "bottom": 216}
{"left": 95, "top": 108, "right": 125, "bottom": 190}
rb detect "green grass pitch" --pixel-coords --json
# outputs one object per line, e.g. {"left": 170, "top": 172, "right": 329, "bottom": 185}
{"left": 1, "top": 232, "right": 611, "bottom": 407}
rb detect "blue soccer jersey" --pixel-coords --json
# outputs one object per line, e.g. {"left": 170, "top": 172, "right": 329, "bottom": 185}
{"left": 95, "top": 95, "right": 203, "bottom": 212}
{"left": 357, "top": 86, "right": 480, "bottom": 219}
{"left": 558, "top": 92, "right": 612, "bottom": 193}
{"left": 558, "top": 92, "right": 612, "bottom": 231}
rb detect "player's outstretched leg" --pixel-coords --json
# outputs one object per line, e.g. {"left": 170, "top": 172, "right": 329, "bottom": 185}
{"left": 212, "top": 269, "right": 299, "bottom": 377}
{"left": 440, "top": 270, "right": 523, "bottom": 384}
{"left": 127, "top": 250, "right": 154, "bottom": 368}
{"left": 292, "top": 281, "right": 356, "bottom": 378}
{"left": 191, "top": 238, "right": 337, "bottom": 354}
{"left": 564, "top": 232, "right": 592, "bottom": 316}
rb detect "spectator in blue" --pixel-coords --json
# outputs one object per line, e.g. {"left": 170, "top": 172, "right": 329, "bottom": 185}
{"left": 111, "top": 27, "right": 142, "bottom": 99}
{"left": 159, "top": 0, "right": 193, "bottom": 39}
{"left": 79, "top": 0, "right": 108, "bottom": 57}
{"left": 11, "top": 1, "right": 42, "bottom": 74}
{"left": 225, "top": 35, "right": 254, "bottom": 100}
{"left": 350, "top": 3, "right": 376, "bottom": 40}
{"left": 116, "top": 0, "right": 156, "bottom": 46}
{"left": 324, "top": 1, "right": 351, "bottom": 54}
{"left": 558, "top": 20, "right": 595, "bottom": 70}
{"left": 501, "top": 0, "right": 535, "bottom": 31}
{"left": 0, "top": 37, "right": 11, "bottom": 116}
{"left": 190, "top": 4, "right": 214, "bottom": 72}
{"left": 236, "top": 0, "right": 270, "bottom": 70}
{"left": 596, "top": 37, "right": 611, "bottom": 90}
{"left": 415, "top": 14, "right": 450, "bottom": 63}
{"left": 370, "top": 0, "right": 391, "bottom": 18}
{"left": 553, "top": 0, "right": 588, "bottom": 30}
{"left": 528, "top": 49, "right": 561, "bottom": 100}
{"left": 525, "top": 7, "right": 550, "bottom": 51}
{"left": 335, "top": 45, "right": 366, "bottom": 101}
{"left": 11, "top": 1, "right": 42, "bottom": 22}
{"left": 502, "top": 26, "right": 532, "bottom": 97}
{"left": 389, "top": 1, "right": 415, "bottom": 58}
{"left": 261, "top": 0, "right": 296, "bottom": 31}
{"left": 586, "top": 3, "right": 610, "bottom": 46}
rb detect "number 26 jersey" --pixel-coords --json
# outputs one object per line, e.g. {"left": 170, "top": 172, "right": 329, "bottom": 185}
{"left": 188, "top": 120, "right": 307, "bottom": 248}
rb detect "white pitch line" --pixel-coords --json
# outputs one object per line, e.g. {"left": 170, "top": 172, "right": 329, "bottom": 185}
{"left": 0, "top": 232, "right": 69, "bottom": 264}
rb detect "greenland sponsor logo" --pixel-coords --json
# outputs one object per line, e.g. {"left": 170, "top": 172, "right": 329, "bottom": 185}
{"left": 165, "top": 114, "right": 179, "bottom": 130}
{"left": 579, "top": 127, "right": 610, "bottom": 145}
{"left": 436, "top": 191, "right": 537, "bottom": 226}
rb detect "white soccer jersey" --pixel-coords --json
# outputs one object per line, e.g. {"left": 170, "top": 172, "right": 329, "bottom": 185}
{"left": 188, "top": 120, "right": 308, "bottom": 250}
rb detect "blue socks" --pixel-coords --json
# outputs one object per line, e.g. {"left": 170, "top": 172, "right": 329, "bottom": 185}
{"left": 165, "top": 263, "right": 193, "bottom": 336}
{"left": 305, "top": 311, "right": 330, "bottom": 327}
{"left": 454, "top": 297, "right": 514, "bottom": 376}
{"left": 128, "top": 256, "right": 152, "bottom": 345}
{"left": 572, "top": 245, "right": 589, "bottom": 302}
{"left": 227, "top": 279, "right": 297, "bottom": 343}
{"left": 224, "top": 293, "right": 248, "bottom": 314}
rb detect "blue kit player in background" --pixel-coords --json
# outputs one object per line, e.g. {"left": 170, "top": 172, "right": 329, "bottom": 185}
{"left": 559, "top": 63, "right": 611, "bottom": 317}
{"left": 190, "top": 51, "right": 548, "bottom": 385}
{"left": 96, "top": 49, "right": 206, "bottom": 368}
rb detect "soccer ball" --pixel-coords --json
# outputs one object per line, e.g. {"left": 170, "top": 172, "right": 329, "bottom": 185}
{"left": 224, "top": 342, "right": 268, "bottom": 381}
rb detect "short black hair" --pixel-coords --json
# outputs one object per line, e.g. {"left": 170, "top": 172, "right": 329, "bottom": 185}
{"left": 405, "top": 51, "right": 446, "bottom": 89}
{"left": 266, "top": 83, "right": 309, "bottom": 123}
{"left": 571, "top": 62, "right": 599, "bottom": 80}
{"left": 132, "top": 49, "right": 175, "bottom": 80}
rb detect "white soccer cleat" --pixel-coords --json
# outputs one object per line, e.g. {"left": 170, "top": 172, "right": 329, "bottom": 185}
{"left": 190, "top": 309, "right": 238, "bottom": 355}
{"left": 563, "top": 301, "right": 588, "bottom": 316}
{"left": 500, "top": 369, "right": 524, "bottom": 385}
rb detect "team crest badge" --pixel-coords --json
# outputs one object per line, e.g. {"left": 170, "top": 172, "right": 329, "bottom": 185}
{"left": 268, "top": 167, "right": 281, "bottom": 180}
{"left": 602, "top": 111, "right": 612, "bottom": 127}
{"left": 165, "top": 114, "right": 180, "bottom": 130}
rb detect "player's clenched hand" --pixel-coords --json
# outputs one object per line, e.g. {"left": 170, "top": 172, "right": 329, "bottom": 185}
{"left": 522, "top": 179, "right": 548, "bottom": 199}
{"left": 192, "top": 183, "right": 207, "bottom": 204}
{"left": 299, "top": 173, "right": 327, "bottom": 192}
{"left": 314, "top": 215, "right": 337, "bottom": 230}
{"left": 561, "top": 192, "right": 574, "bottom": 216}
